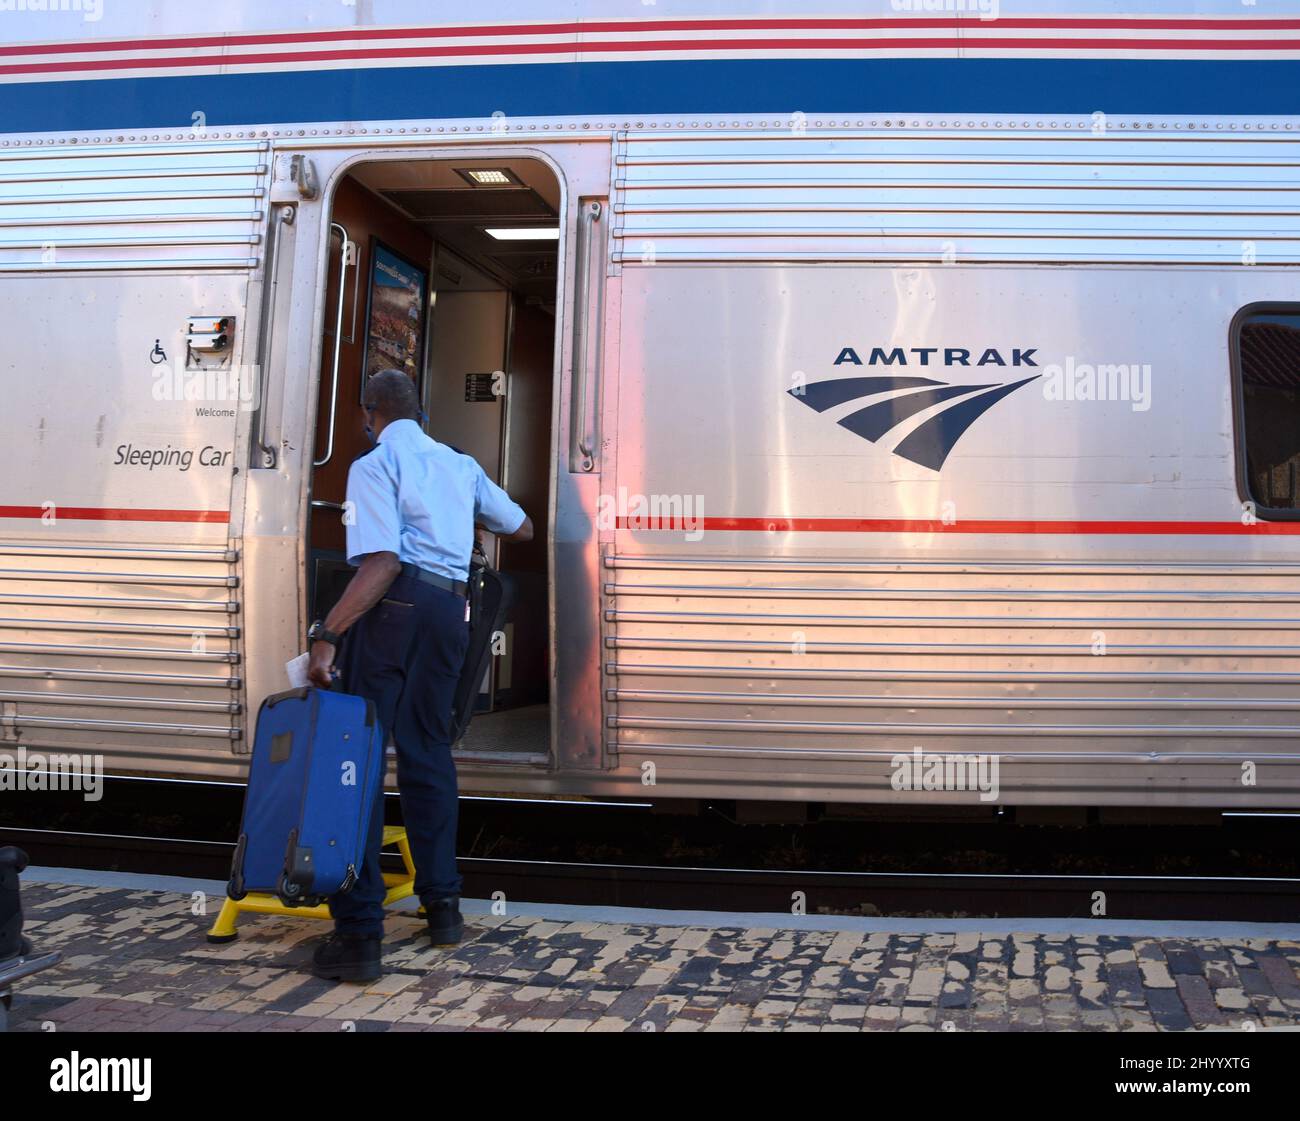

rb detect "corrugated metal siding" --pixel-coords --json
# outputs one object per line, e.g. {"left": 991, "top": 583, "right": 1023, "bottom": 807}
{"left": 612, "top": 133, "right": 1300, "bottom": 265}
{"left": 0, "top": 139, "right": 267, "bottom": 271}
{"left": 603, "top": 554, "right": 1300, "bottom": 791}
{"left": 0, "top": 541, "right": 243, "bottom": 774}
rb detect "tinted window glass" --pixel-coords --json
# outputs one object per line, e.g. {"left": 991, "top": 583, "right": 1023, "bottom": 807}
{"left": 1237, "top": 312, "right": 1300, "bottom": 515}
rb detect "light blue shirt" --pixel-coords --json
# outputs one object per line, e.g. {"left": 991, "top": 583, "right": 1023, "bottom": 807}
{"left": 344, "top": 419, "right": 526, "bottom": 581}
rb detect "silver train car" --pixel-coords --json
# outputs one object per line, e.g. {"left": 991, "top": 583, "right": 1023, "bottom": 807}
{"left": 1, "top": 1, "right": 1299, "bottom": 812}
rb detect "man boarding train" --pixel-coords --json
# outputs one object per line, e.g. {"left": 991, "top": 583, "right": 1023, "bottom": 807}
{"left": 304, "top": 369, "right": 533, "bottom": 983}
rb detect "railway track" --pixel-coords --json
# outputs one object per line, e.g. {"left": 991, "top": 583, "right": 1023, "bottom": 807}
{"left": 7, "top": 823, "right": 1299, "bottom": 922}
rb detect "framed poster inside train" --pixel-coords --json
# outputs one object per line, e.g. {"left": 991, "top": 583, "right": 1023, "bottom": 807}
{"left": 360, "top": 238, "right": 428, "bottom": 399}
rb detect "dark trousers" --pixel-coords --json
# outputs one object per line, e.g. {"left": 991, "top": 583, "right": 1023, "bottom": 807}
{"left": 329, "top": 572, "right": 468, "bottom": 937}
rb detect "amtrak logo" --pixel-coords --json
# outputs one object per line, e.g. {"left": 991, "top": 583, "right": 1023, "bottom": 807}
{"left": 789, "top": 348, "right": 1041, "bottom": 470}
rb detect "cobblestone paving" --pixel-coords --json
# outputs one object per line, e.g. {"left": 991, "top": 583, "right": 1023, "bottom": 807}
{"left": 9, "top": 882, "right": 1300, "bottom": 1032}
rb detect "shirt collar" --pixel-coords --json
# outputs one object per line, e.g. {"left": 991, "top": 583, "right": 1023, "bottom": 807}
{"left": 377, "top": 418, "right": 421, "bottom": 445}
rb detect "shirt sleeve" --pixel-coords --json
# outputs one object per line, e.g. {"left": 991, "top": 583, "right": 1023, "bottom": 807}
{"left": 344, "top": 454, "right": 402, "bottom": 565}
{"left": 473, "top": 462, "right": 526, "bottom": 536}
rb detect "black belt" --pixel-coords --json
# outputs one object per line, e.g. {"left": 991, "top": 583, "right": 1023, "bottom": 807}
{"left": 399, "top": 562, "right": 468, "bottom": 598}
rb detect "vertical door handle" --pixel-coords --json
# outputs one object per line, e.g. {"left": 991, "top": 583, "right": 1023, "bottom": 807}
{"left": 313, "top": 222, "right": 354, "bottom": 469}
{"left": 569, "top": 199, "right": 606, "bottom": 473}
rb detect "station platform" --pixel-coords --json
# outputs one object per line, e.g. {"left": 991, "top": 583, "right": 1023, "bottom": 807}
{"left": 8, "top": 867, "right": 1300, "bottom": 1033}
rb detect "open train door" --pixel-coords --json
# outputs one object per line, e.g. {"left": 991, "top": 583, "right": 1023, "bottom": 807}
{"left": 242, "top": 138, "right": 613, "bottom": 786}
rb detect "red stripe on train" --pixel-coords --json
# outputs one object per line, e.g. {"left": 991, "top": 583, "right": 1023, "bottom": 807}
{"left": 3, "top": 17, "right": 1300, "bottom": 59}
{"left": 616, "top": 515, "right": 1300, "bottom": 535}
{"left": 2, "top": 509, "right": 1289, "bottom": 532}
{"left": 0, "top": 505, "right": 229, "bottom": 524}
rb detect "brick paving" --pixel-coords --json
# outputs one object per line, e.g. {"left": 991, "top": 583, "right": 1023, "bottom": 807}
{"left": 8, "top": 880, "right": 1300, "bottom": 1032}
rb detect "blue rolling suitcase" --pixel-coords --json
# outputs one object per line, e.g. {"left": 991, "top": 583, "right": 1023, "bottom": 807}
{"left": 228, "top": 687, "right": 385, "bottom": 908}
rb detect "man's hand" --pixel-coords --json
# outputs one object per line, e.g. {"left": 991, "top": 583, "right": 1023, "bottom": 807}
{"left": 307, "top": 639, "right": 337, "bottom": 689}
{"left": 305, "top": 551, "right": 400, "bottom": 690}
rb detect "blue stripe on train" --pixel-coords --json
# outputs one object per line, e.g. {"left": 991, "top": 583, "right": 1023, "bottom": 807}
{"left": 3, "top": 58, "right": 1299, "bottom": 133}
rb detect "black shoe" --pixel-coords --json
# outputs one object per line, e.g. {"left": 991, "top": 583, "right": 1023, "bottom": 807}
{"left": 311, "top": 932, "right": 382, "bottom": 983}
{"left": 425, "top": 897, "right": 464, "bottom": 946}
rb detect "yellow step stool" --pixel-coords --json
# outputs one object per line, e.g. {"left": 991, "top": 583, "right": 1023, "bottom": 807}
{"left": 206, "top": 825, "right": 416, "bottom": 943}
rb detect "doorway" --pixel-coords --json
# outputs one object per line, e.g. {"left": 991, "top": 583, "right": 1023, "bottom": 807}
{"left": 307, "top": 156, "right": 560, "bottom": 759}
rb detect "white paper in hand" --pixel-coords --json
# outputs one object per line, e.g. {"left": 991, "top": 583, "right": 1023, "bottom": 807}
{"left": 285, "top": 651, "right": 311, "bottom": 689}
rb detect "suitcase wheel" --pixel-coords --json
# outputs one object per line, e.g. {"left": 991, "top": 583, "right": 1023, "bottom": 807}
{"left": 227, "top": 872, "right": 246, "bottom": 902}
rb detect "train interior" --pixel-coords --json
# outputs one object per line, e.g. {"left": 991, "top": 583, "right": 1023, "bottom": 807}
{"left": 307, "top": 157, "right": 559, "bottom": 759}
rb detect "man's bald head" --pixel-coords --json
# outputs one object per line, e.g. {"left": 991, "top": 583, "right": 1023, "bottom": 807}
{"left": 364, "top": 369, "right": 420, "bottom": 424}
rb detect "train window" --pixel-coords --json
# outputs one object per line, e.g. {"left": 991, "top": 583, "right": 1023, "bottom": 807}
{"left": 1233, "top": 307, "right": 1300, "bottom": 518}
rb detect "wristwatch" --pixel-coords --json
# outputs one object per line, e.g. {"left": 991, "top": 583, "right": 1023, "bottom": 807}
{"left": 307, "top": 620, "right": 342, "bottom": 647}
